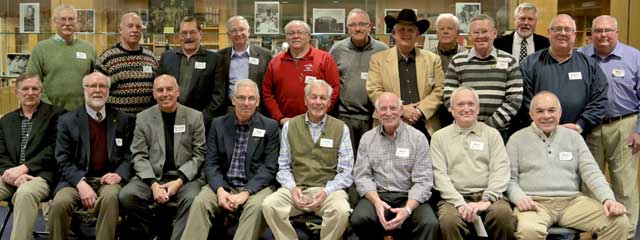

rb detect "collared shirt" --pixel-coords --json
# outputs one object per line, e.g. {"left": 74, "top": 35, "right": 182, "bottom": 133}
{"left": 85, "top": 104, "right": 106, "bottom": 122}
{"left": 226, "top": 123, "right": 251, "bottom": 187}
{"left": 579, "top": 42, "right": 640, "bottom": 132}
{"left": 18, "top": 109, "right": 36, "bottom": 164}
{"left": 430, "top": 121, "right": 510, "bottom": 207}
{"left": 229, "top": 46, "right": 251, "bottom": 99}
{"left": 177, "top": 49, "right": 197, "bottom": 103}
{"left": 276, "top": 113, "right": 354, "bottom": 195}
{"left": 54, "top": 33, "right": 76, "bottom": 44}
{"left": 354, "top": 122, "right": 432, "bottom": 203}
{"left": 397, "top": 48, "right": 420, "bottom": 104}
{"left": 512, "top": 33, "right": 534, "bottom": 63}
{"left": 432, "top": 44, "right": 467, "bottom": 72}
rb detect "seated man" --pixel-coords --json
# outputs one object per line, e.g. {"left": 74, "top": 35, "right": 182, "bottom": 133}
{"left": 119, "top": 74, "right": 206, "bottom": 240}
{"left": 182, "top": 79, "right": 280, "bottom": 240}
{"left": 0, "top": 73, "right": 65, "bottom": 240}
{"left": 430, "top": 86, "right": 515, "bottom": 240}
{"left": 49, "top": 72, "right": 131, "bottom": 240}
{"left": 262, "top": 79, "right": 353, "bottom": 240}
{"left": 507, "top": 91, "right": 629, "bottom": 239}
{"left": 350, "top": 92, "right": 438, "bottom": 239}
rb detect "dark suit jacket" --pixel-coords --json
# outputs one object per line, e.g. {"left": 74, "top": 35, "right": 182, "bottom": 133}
{"left": 0, "top": 102, "right": 65, "bottom": 186}
{"left": 216, "top": 45, "right": 272, "bottom": 112}
{"left": 494, "top": 32, "right": 550, "bottom": 54}
{"left": 158, "top": 47, "right": 225, "bottom": 121}
{"left": 206, "top": 112, "right": 280, "bottom": 194}
{"left": 54, "top": 105, "right": 132, "bottom": 193}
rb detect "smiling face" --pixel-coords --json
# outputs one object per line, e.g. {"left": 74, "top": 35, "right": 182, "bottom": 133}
{"left": 548, "top": 15, "right": 576, "bottom": 53}
{"left": 450, "top": 88, "right": 479, "bottom": 128}
{"left": 304, "top": 83, "right": 330, "bottom": 122}
{"left": 179, "top": 21, "right": 202, "bottom": 54}
{"left": 232, "top": 84, "right": 259, "bottom": 123}
{"left": 591, "top": 16, "right": 618, "bottom": 55}
{"left": 347, "top": 12, "right": 371, "bottom": 43}
{"left": 119, "top": 14, "right": 143, "bottom": 47}
{"left": 392, "top": 23, "right": 419, "bottom": 51}
{"left": 16, "top": 77, "right": 42, "bottom": 109}
{"left": 529, "top": 93, "right": 562, "bottom": 136}
{"left": 285, "top": 22, "right": 311, "bottom": 52}
{"left": 375, "top": 93, "right": 403, "bottom": 131}
{"left": 55, "top": 8, "right": 77, "bottom": 40}
{"left": 83, "top": 73, "right": 110, "bottom": 111}
{"left": 153, "top": 75, "right": 180, "bottom": 113}
{"left": 227, "top": 19, "right": 251, "bottom": 51}
{"left": 515, "top": 8, "right": 538, "bottom": 38}
{"left": 469, "top": 19, "right": 496, "bottom": 54}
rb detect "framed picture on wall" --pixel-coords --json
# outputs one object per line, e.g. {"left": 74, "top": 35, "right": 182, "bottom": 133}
{"left": 255, "top": 1, "right": 280, "bottom": 34}
{"left": 77, "top": 9, "right": 95, "bottom": 33}
{"left": 19, "top": 3, "right": 40, "bottom": 33}
{"left": 456, "top": 2, "right": 481, "bottom": 33}
{"left": 148, "top": 0, "right": 195, "bottom": 33}
{"left": 312, "top": 8, "right": 345, "bottom": 34}
{"left": 6, "top": 53, "right": 30, "bottom": 77}
{"left": 384, "top": 9, "right": 417, "bottom": 34}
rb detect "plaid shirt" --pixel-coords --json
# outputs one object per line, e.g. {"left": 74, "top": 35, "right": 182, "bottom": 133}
{"left": 226, "top": 124, "right": 250, "bottom": 187}
{"left": 19, "top": 110, "right": 34, "bottom": 164}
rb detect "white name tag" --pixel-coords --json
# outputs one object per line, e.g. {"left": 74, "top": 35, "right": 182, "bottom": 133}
{"left": 173, "top": 124, "right": 186, "bottom": 133}
{"left": 319, "top": 138, "right": 333, "bottom": 148}
{"left": 194, "top": 61, "right": 206, "bottom": 69}
{"left": 559, "top": 152, "right": 573, "bottom": 161}
{"left": 76, "top": 52, "right": 87, "bottom": 59}
{"left": 143, "top": 65, "right": 153, "bottom": 73}
{"left": 469, "top": 141, "right": 485, "bottom": 151}
{"left": 304, "top": 76, "right": 317, "bottom": 84}
{"left": 249, "top": 57, "right": 260, "bottom": 65}
{"left": 360, "top": 72, "right": 368, "bottom": 80}
{"left": 613, "top": 69, "right": 625, "bottom": 77}
{"left": 496, "top": 61, "right": 509, "bottom": 69}
{"left": 568, "top": 72, "right": 582, "bottom": 80}
{"left": 252, "top": 128, "right": 265, "bottom": 137}
{"left": 395, "top": 148, "right": 410, "bottom": 158}
{"left": 115, "top": 138, "right": 123, "bottom": 147}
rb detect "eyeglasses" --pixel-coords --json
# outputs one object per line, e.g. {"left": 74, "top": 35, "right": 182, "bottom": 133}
{"left": 592, "top": 28, "right": 616, "bottom": 34}
{"left": 227, "top": 28, "right": 248, "bottom": 34}
{"left": 84, "top": 84, "right": 109, "bottom": 90}
{"left": 347, "top": 22, "right": 369, "bottom": 28}
{"left": 469, "top": 30, "right": 491, "bottom": 37}
{"left": 56, "top": 17, "right": 76, "bottom": 23}
{"left": 285, "top": 31, "right": 309, "bottom": 36}
{"left": 234, "top": 95, "right": 258, "bottom": 102}
{"left": 549, "top": 26, "right": 575, "bottom": 34}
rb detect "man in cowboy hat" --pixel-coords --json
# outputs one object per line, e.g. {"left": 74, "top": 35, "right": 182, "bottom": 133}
{"left": 367, "top": 9, "right": 445, "bottom": 139}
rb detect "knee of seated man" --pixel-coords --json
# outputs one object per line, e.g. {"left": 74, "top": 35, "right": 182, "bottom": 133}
{"left": 517, "top": 220, "right": 547, "bottom": 237}
{"left": 607, "top": 214, "right": 630, "bottom": 230}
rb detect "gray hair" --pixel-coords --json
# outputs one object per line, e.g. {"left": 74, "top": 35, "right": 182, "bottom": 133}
{"left": 16, "top": 73, "right": 42, "bottom": 89}
{"left": 469, "top": 14, "right": 495, "bottom": 29}
{"left": 435, "top": 13, "right": 460, "bottom": 29}
{"left": 530, "top": 91, "right": 562, "bottom": 112}
{"left": 285, "top": 20, "right": 311, "bottom": 33}
{"left": 304, "top": 79, "right": 332, "bottom": 98}
{"left": 549, "top": 14, "right": 576, "bottom": 31}
{"left": 120, "top": 12, "right": 142, "bottom": 26}
{"left": 82, "top": 72, "right": 111, "bottom": 87}
{"left": 374, "top": 94, "right": 403, "bottom": 109}
{"left": 53, "top": 4, "right": 77, "bottom": 21}
{"left": 449, "top": 86, "right": 480, "bottom": 108}
{"left": 347, "top": 8, "right": 370, "bottom": 22}
{"left": 514, "top": 2, "right": 539, "bottom": 19}
{"left": 232, "top": 79, "right": 260, "bottom": 98}
{"left": 226, "top": 16, "right": 250, "bottom": 30}
{"left": 592, "top": 15, "right": 618, "bottom": 30}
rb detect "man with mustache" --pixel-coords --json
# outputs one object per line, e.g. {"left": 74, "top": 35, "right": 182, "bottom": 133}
{"left": 49, "top": 72, "right": 132, "bottom": 240}
{"left": 512, "top": 14, "right": 608, "bottom": 136}
{"left": 579, "top": 15, "right": 640, "bottom": 238}
{"left": 350, "top": 92, "right": 438, "bottom": 239}
{"left": 444, "top": 14, "right": 522, "bottom": 140}
{"left": 431, "top": 87, "right": 515, "bottom": 240}
{"left": 26, "top": 4, "right": 96, "bottom": 111}
{"left": 119, "top": 74, "right": 206, "bottom": 240}
{"left": 158, "top": 16, "right": 224, "bottom": 128}
{"left": 494, "top": 3, "right": 550, "bottom": 64}
{"left": 97, "top": 12, "right": 158, "bottom": 115}
{"left": 262, "top": 20, "right": 340, "bottom": 125}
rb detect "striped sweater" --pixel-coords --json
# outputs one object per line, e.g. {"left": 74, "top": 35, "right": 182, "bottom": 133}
{"left": 444, "top": 48, "right": 523, "bottom": 129}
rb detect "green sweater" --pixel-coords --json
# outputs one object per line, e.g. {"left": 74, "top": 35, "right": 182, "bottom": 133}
{"left": 26, "top": 37, "right": 96, "bottom": 111}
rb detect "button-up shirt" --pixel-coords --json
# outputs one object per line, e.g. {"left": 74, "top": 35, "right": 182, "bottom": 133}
{"left": 397, "top": 48, "right": 420, "bottom": 104}
{"left": 229, "top": 46, "right": 250, "bottom": 99}
{"left": 85, "top": 104, "right": 106, "bottom": 122}
{"left": 512, "top": 33, "right": 534, "bottom": 63}
{"left": 226, "top": 122, "right": 251, "bottom": 187}
{"left": 18, "top": 109, "right": 36, "bottom": 164}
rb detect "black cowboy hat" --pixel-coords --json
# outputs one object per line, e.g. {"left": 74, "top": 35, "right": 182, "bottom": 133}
{"left": 384, "top": 9, "right": 430, "bottom": 34}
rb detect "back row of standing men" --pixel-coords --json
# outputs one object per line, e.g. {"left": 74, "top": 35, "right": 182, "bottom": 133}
{"left": 0, "top": 2, "right": 638, "bottom": 239}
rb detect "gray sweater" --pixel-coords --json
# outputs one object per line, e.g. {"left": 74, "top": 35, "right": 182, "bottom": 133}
{"left": 329, "top": 36, "right": 388, "bottom": 120}
{"left": 506, "top": 124, "right": 615, "bottom": 204}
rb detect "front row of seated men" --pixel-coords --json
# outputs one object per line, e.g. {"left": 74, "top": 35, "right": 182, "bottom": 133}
{"left": 0, "top": 72, "right": 631, "bottom": 239}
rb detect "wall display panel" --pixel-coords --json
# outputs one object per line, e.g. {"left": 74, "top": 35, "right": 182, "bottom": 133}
{"left": 77, "top": 9, "right": 95, "bottom": 33}
{"left": 148, "top": 0, "right": 195, "bottom": 33}
{"left": 455, "top": 2, "right": 481, "bottom": 33}
{"left": 19, "top": 3, "right": 39, "bottom": 33}
{"left": 5, "top": 53, "right": 29, "bottom": 77}
{"left": 312, "top": 8, "right": 345, "bottom": 34}
{"left": 254, "top": 1, "right": 280, "bottom": 34}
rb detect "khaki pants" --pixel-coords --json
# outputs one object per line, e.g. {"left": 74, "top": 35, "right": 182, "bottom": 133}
{"left": 0, "top": 177, "right": 49, "bottom": 240}
{"left": 437, "top": 197, "right": 515, "bottom": 240}
{"left": 48, "top": 184, "right": 121, "bottom": 240}
{"left": 587, "top": 114, "right": 639, "bottom": 237}
{"left": 261, "top": 187, "right": 350, "bottom": 240}
{"left": 181, "top": 186, "right": 273, "bottom": 240}
{"left": 514, "top": 195, "right": 629, "bottom": 239}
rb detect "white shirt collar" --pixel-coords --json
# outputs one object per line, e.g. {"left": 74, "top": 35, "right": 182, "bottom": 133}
{"left": 85, "top": 104, "right": 106, "bottom": 122}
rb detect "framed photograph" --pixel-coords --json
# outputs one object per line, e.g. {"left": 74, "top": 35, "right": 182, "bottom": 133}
{"left": 456, "top": 3, "right": 481, "bottom": 33}
{"left": 384, "top": 9, "right": 417, "bottom": 34}
{"left": 255, "top": 1, "right": 280, "bottom": 34}
{"left": 6, "top": 53, "right": 30, "bottom": 77}
{"left": 19, "top": 3, "right": 40, "bottom": 33}
{"left": 312, "top": 8, "right": 345, "bottom": 34}
{"left": 149, "top": 0, "right": 195, "bottom": 33}
{"left": 76, "top": 9, "right": 95, "bottom": 33}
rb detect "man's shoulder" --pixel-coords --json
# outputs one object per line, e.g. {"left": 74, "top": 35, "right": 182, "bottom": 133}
{"left": 251, "top": 45, "right": 272, "bottom": 55}
{"left": 370, "top": 47, "right": 395, "bottom": 60}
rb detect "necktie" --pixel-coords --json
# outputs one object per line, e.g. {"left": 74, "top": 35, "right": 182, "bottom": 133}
{"left": 96, "top": 112, "right": 103, "bottom": 122}
{"left": 520, "top": 38, "right": 528, "bottom": 63}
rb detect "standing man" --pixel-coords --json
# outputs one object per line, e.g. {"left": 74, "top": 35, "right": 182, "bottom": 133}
{"left": 216, "top": 16, "right": 272, "bottom": 113}
{"left": 119, "top": 75, "right": 206, "bottom": 240}
{"left": 182, "top": 79, "right": 280, "bottom": 240}
{"left": 262, "top": 20, "right": 340, "bottom": 124}
{"left": 97, "top": 12, "right": 157, "bottom": 115}
{"left": 0, "top": 73, "right": 65, "bottom": 240}
{"left": 350, "top": 92, "right": 439, "bottom": 239}
{"left": 513, "top": 14, "right": 608, "bottom": 135}
{"left": 26, "top": 4, "right": 96, "bottom": 111}
{"left": 579, "top": 15, "right": 640, "bottom": 238}
{"left": 262, "top": 80, "right": 353, "bottom": 240}
{"left": 431, "top": 87, "right": 515, "bottom": 240}
{"left": 329, "top": 8, "right": 388, "bottom": 152}
{"left": 158, "top": 16, "right": 225, "bottom": 125}
{"left": 367, "top": 9, "right": 445, "bottom": 138}
{"left": 49, "top": 72, "right": 132, "bottom": 240}
{"left": 444, "top": 15, "right": 522, "bottom": 137}
{"left": 494, "top": 2, "right": 550, "bottom": 63}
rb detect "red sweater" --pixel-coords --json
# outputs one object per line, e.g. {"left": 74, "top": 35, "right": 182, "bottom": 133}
{"left": 261, "top": 47, "right": 340, "bottom": 121}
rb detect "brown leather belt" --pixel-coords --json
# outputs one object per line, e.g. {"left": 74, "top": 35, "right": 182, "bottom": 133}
{"left": 602, "top": 112, "right": 636, "bottom": 124}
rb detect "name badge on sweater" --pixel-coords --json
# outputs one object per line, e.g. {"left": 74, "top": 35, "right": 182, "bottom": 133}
{"left": 496, "top": 60, "right": 509, "bottom": 69}
{"left": 115, "top": 138, "right": 123, "bottom": 146}
{"left": 319, "top": 138, "right": 333, "bottom": 148}
{"left": 252, "top": 128, "right": 265, "bottom": 137}
{"left": 361, "top": 72, "right": 368, "bottom": 80}
{"left": 76, "top": 52, "right": 87, "bottom": 59}
{"left": 249, "top": 57, "right": 260, "bottom": 65}
{"left": 396, "top": 148, "right": 410, "bottom": 158}
{"left": 194, "top": 62, "right": 206, "bottom": 69}
{"left": 559, "top": 152, "right": 573, "bottom": 161}
{"left": 174, "top": 125, "right": 186, "bottom": 133}
{"left": 469, "top": 141, "right": 484, "bottom": 151}
{"left": 143, "top": 65, "right": 153, "bottom": 73}
{"left": 568, "top": 72, "right": 582, "bottom": 80}
{"left": 613, "top": 69, "right": 625, "bottom": 77}
{"left": 305, "top": 76, "right": 317, "bottom": 84}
